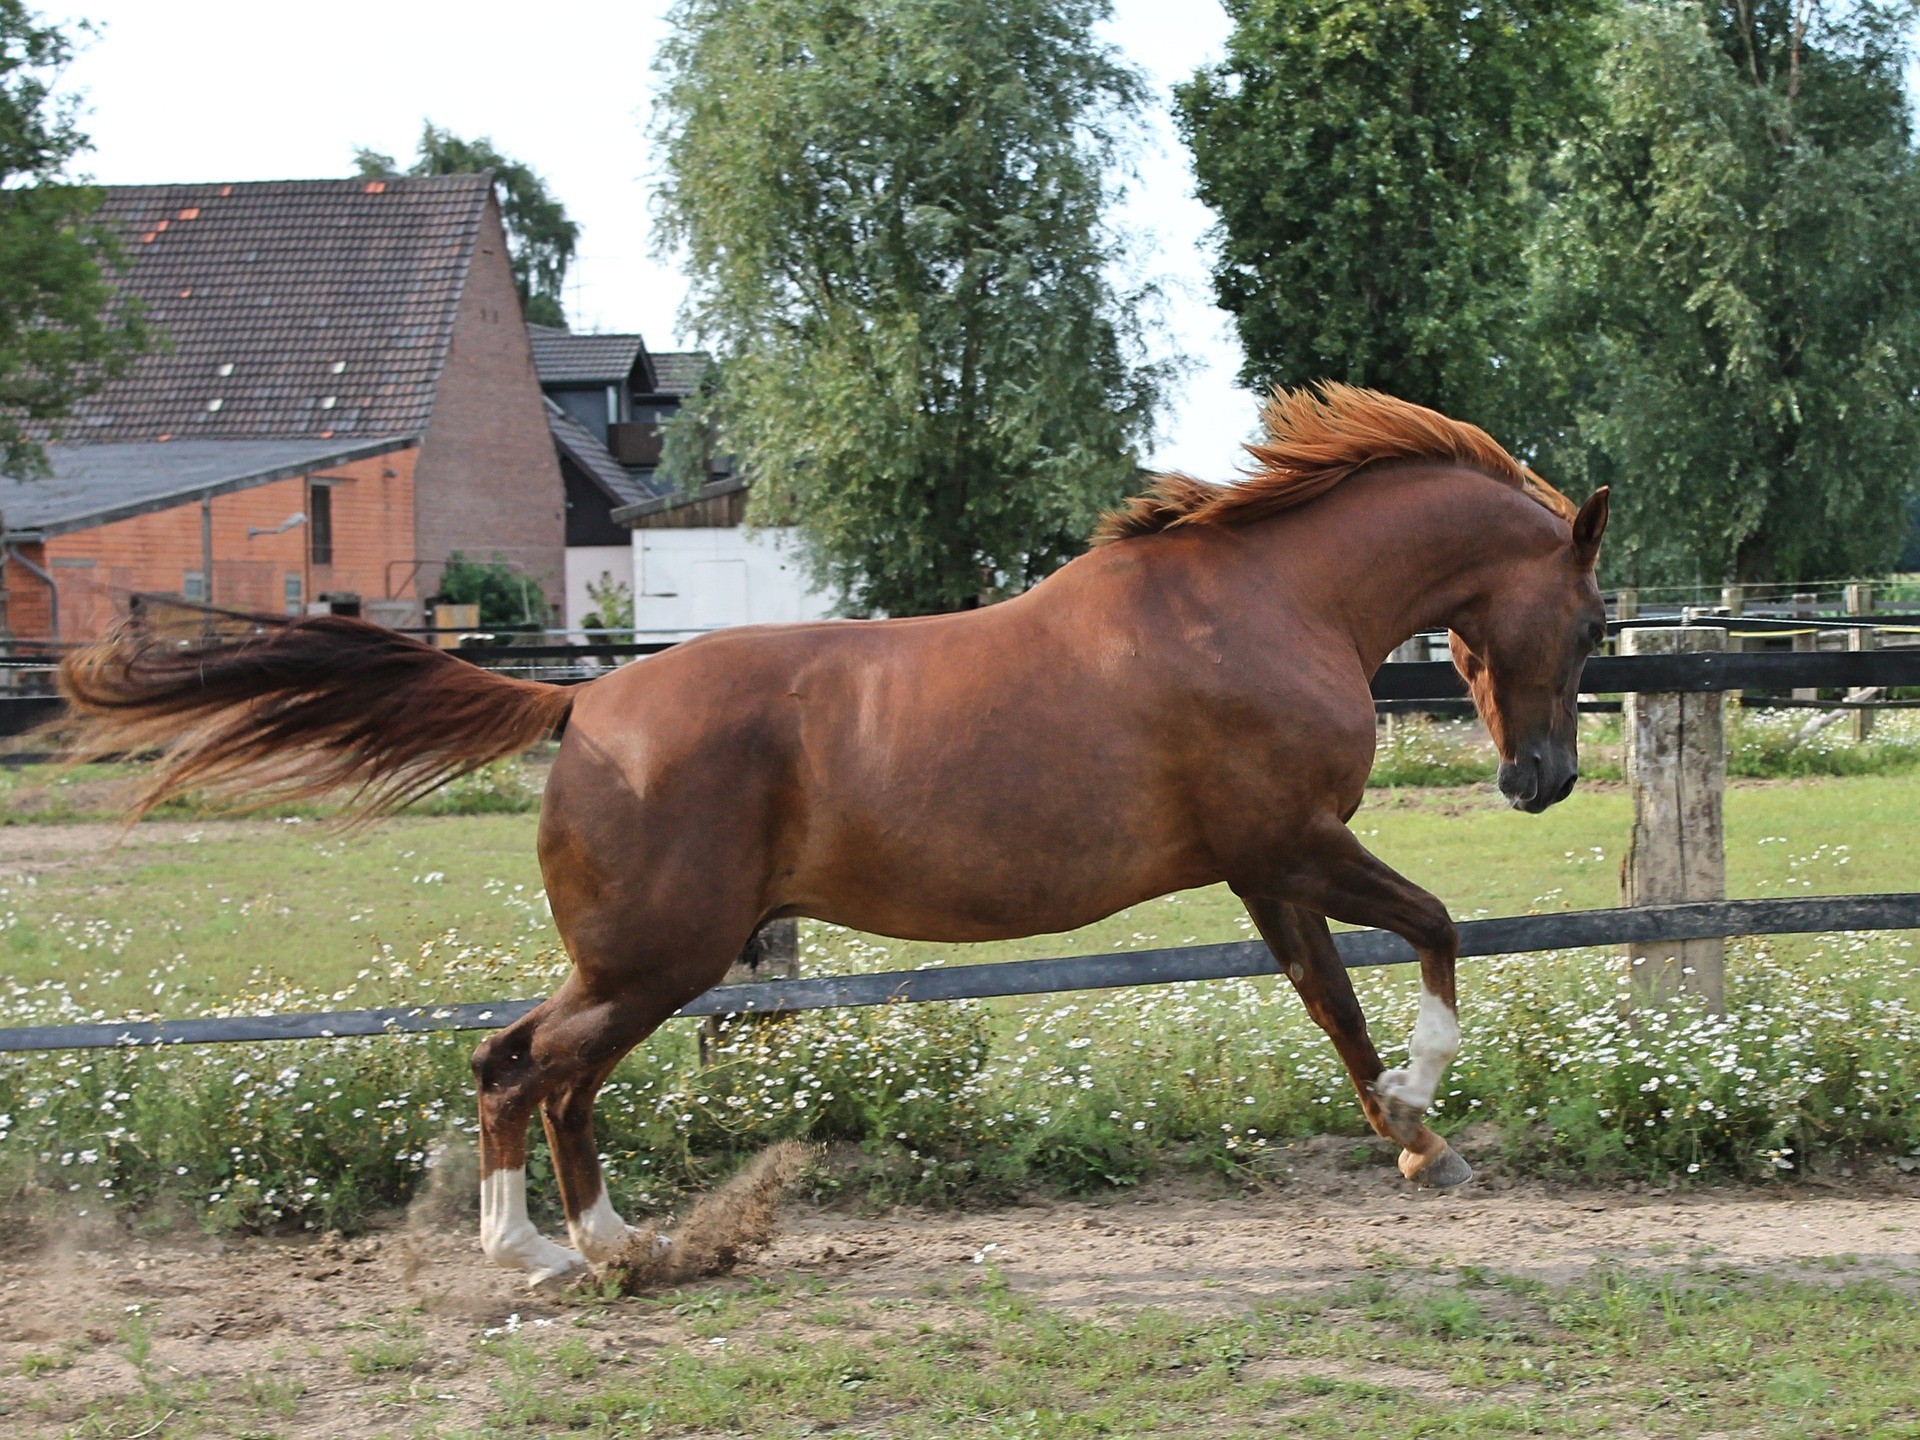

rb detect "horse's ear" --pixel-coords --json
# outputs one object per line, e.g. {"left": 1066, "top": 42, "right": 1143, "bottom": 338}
{"left": 1571, "top": 487, "right": 1609, "bottom": 568}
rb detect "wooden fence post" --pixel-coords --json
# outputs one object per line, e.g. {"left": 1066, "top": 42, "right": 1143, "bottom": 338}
{"left": 1719, "top": 585, "right": 1746, "bottom": 663}
{"left": 1614, "top": 588, "right": 1639, "bottom": 622}
{"left": 1621, "top": 625, "right": 1728, "bottom": 1012}
{"left": 699, "top": 918, "right": 802, "bottom": 1064}
{"left": 1846, "top": 584, "right": 1876, "bottom": 742}
{"left": 1791, "top": 593, "right": 1817, "bottom": 701}
{"left": 1849, "top": 625, "right": 1877, "bottom": 743}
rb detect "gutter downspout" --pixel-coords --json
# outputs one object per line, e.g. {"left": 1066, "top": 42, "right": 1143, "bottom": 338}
{"left": 201, "top": 494, "right": 215, "bottom": 606}
{"left": 5, "top": 542, "right": 57, "bottom": 642}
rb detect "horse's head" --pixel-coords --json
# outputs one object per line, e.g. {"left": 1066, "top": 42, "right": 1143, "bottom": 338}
{"left": 1448, "top": 488, "right": 1610, "bottom": 813}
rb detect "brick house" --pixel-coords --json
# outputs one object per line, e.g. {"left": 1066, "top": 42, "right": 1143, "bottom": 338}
{"left": 525, "top": 327, "right": 831, "bottom": 636}
{"left": 0, "top": 175, "right": 564, "bottom": 642}
{"left": 525, "top": 326, "right": 763, "bottom": 631}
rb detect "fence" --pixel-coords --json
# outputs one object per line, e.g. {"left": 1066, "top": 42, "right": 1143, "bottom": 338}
{"left": 5, "top": 643, "right": 1920, "bottom": 739}
{"left": 2, "top": 894, "right": 1915, "bottom": 1055}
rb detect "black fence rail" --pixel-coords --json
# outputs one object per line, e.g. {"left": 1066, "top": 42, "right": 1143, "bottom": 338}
{"left": 5, "top": 647, "right": 1920, "bottom": 740}
{"left": 2, "top": 893, "right": 1914, "bottom": 1055}
{"left": 1372, "top": 649, "right": 1920, "bottom": 701}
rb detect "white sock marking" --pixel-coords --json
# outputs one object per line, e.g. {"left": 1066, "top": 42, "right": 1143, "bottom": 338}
{"left": 1376, "top": 986, "right": 1460, "bottom": 1113}
{"left": 567, "top": 1187, "right": 636, "bottom": 1264}
{"left": 479, "top": 1166, "right": 586, "bottom": 1285}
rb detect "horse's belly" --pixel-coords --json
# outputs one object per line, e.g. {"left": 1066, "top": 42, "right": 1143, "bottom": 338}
{"left": 790, "top": 804, "right": 1216, "bottom": 944}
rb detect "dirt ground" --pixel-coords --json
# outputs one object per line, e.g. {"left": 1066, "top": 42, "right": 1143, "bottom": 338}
{"left": 2, "top": 1152, "right": 1915, "bottom": 1437}
{"left": 0, "top": 818, "right": 271, "bottom": 876}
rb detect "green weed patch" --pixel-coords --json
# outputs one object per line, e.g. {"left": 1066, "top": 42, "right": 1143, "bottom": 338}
{"left": 4, "top": 925, "right": 1915, "bottom": 1230}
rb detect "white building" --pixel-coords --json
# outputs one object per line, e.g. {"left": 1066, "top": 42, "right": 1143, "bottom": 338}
{"left": 529, "top": 325, "right": 834, "bottom": 639}
{"left": 612, "top": 477, "right": 834, "bottom": 640}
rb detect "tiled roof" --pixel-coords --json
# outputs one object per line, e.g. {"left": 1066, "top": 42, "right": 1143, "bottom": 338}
{"left": 647, "top": 352, "right": 709, "bottom": 396}
{"left": 542, "top": 398, "right": 666, "bottom": 509}
{"left": 2, "top": 436, "right": 416, "bottom": 537}
{"left": 527, "top": 327, "right": 652, "bottom": 388}
{"left": 58, "top": 176, "right": 493, "bottom": 444}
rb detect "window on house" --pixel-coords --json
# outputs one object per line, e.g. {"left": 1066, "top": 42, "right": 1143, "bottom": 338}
{"left": 182, "top": 570, "right": 206, "bottom": 603}
{"left": 309, "top": 483, "right": 333, "bottom": 566}
{"left": 284, "top": 572, "right": 303, "bottom": 615}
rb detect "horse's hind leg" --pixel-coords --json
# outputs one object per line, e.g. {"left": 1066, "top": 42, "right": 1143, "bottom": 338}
{"left": 471, "top": 988, "right": 593, "bottom": 1284}
{"left": 517, "top": 685, "right": 784, "bottom": 1271}
{"left": 471, "top": 972, "right": 719, "bottom": 1283}
{"left": 540, "top": 1053, "right": 630, "bottom": 1264}
{"left": 538, "top": 981, "right": 705, "bottom": 1264}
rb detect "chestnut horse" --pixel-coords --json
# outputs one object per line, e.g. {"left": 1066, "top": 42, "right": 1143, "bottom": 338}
{"left": 61, "top": 385, "right": 1608, "bottom": 1285}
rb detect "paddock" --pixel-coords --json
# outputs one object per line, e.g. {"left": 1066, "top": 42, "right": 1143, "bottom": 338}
{"left": 2, "top": 638, "right": 1917, "bottom": 1435}
{"left": 2, "top": 1159, "right": 1916, "bottom": 1436}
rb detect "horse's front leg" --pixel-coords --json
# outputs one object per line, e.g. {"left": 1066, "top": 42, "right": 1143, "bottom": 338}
{"left": 1243, "top": 821, "right": 1469, "bottom": 1187}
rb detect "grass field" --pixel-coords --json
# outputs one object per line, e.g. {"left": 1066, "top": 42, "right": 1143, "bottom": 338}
{"left": 3, "top": 772, "right": 1916, "bottom": 1012}
{"left": 2, "top": 766, "right": 1915, "bottom": 1222}
{"left": 374, "top": 1268, "right": 1920, "bottom": 1440}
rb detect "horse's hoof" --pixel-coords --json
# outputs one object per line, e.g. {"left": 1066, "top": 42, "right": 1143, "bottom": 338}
{"left": 525, "top": 1249, "right": 588, "bottom": 1291}
{"left": 577, "top": 1226, "right": 640, "bottom": 1268}
{"left": 1399, "top": 1143, "right": 1472, "bottom": 1189}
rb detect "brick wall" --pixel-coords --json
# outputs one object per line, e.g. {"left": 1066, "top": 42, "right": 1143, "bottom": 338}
{"left": 413, "top": 196, "right": 565, "bottom": 615}
{"left": 5, "top": 541, "right": 54, "bottom": 639}
{"left": 30, "top": 445, "right": 416, "bottom": 642}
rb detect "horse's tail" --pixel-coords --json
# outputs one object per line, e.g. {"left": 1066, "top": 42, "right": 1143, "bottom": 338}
{"left": 57, "top": 611, "right": 574, "bottom": 821}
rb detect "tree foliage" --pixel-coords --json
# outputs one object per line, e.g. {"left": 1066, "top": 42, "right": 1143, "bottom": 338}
{"left": 435, "top": 552, "right": 544, "bottom": 629}
{"left": 653, "top": 0, "right": 1167, "bottom": 616}
{"left": 1526, "top": 1, "right": 1920, "bottom": 585}
{"left": 0, "top": 3, "right": 147, "bottom": 475}
{"left": 356, "top": 124, "right": 580, "bottom": 330}
{"left": 1179, "top": 0, "right": 1920, "bottom": 587}
{"left": 1174, "top": 0, "right": 1602, "bottom": 431}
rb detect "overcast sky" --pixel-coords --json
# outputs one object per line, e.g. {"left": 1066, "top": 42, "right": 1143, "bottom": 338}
{"left": 53, "top": 0, "right": 1258, "bottom": 480}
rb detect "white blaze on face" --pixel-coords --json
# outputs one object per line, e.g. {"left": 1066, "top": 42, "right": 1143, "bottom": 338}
{"left": 479, "top": 1167, "right": 586, "bottom": 1285}
{"left": 567, "top": 1187, "right": 636, "bottom": 1264}
{"left": 1376, "top": 986, "right": 1460, "bottom": 1113}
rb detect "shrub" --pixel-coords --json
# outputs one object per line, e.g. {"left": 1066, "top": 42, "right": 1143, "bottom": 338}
{"left": 1727, "top": 708, "right": 1920, "bottom": 780}
{"left": 1367, "top": 709, "right": 1920, "bottom": 787}
{"left": 408, "top": 759, "right": 542, "bottom": 816}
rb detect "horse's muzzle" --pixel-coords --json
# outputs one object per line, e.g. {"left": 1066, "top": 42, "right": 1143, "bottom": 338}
{"left": 1498, "top": 751, "right": 1578, "bottom": 814}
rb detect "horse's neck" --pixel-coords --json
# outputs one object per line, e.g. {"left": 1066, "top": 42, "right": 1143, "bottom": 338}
{"left": 1251, "top": 466, "right": 1554, "bottom": 671}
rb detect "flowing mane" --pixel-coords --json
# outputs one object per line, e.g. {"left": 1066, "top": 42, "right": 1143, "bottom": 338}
{"left": 1093, "top": 382, "right": 1575, "bottom": 545}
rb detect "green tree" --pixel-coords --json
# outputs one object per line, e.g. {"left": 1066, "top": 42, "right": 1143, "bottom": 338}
{"left": 1174, "top": 0, "right": 1601, "bottom": 431}
{"left": 355, "top": 124, "right": 580, "bottom": 329}
{"left": 435, "top": 552, "right": 544, "bottom": 630}
{"left": 0, "top": 3, "right": 147, "bottom": 475}
{"left": 653, "top": 0, "right": 1167, "bottom": 616}
{"left": 1526, "top": 1, "right": 1920, "bottom": 586}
